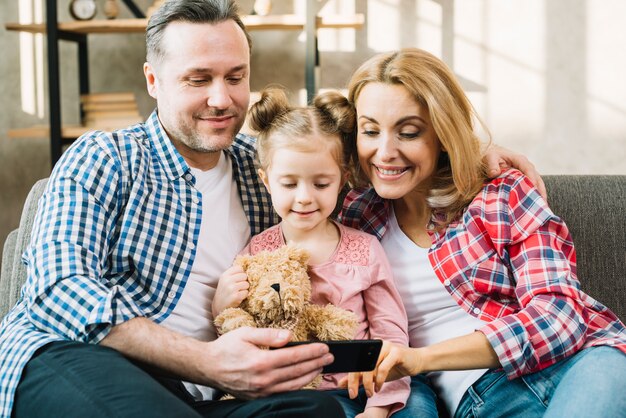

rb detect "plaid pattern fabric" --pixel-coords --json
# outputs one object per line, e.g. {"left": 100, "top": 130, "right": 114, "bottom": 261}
{"left": 340, "top": 170, "right": 626, "bottom": 379}
{"left": 0, "top": 110, "right": 277, "bottom": 417}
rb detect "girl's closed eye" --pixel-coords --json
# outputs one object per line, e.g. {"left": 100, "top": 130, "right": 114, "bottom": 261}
{"left": 280, "top": 182, "right": 297, "bottom": 189}
{"left": 315, "top": 183, "right": 330, "bottom": 189}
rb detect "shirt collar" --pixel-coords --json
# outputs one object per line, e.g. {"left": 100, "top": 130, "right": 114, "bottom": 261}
{"left": 145, "top": 110, "right": 191, "bottom": 181}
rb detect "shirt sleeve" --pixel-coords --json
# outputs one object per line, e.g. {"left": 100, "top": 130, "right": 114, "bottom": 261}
{"left": 478, "top": 171, "right": 586, "bottom": 379}
{"left": 362, "top": 237, "right": 411, "bottom": 413}
{"left": 21, "top": 133, "right": 145, "bottom": 344}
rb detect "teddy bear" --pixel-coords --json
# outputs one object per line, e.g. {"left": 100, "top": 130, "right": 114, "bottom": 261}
{"left": 214, "top": 245, "right": 358, "bottom": 389}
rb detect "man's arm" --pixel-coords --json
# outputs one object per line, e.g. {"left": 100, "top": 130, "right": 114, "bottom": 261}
{"left": 101, "top": 318, "right": 334, "bottom": 399}
{"left": 483, "top": 144, "right": 547, "bottom": 200}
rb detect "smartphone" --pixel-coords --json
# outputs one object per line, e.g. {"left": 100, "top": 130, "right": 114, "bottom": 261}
{"left": 277, "top": 339, "right": 383, "bottom": 373}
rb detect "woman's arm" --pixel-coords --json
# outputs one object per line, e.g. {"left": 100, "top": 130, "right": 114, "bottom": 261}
{"left": 347, "top": 331, "right": 500, "bottom": 397}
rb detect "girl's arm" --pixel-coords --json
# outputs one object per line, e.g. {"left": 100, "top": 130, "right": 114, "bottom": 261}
{"left": 360, "top": 238, "right": 411, "bottom": 415}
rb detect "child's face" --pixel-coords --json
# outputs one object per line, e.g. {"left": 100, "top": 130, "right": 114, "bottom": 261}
{"left": 260, "top": 142, "right": 343, "bottom": 233}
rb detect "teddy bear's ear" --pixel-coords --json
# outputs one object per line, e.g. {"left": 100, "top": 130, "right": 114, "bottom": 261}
{"left": 288, "top": 246, "right": 310, "bottom": 265}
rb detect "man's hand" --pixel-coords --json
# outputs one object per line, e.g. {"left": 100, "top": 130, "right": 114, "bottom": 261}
{"left": 484, "top": 144, "right": 547, "bottom": 200}
{"left": 212, "top": 265, "right": 249, "bottom": 318}
{"left": 102, "top": 318, "right": 334, "bottom": 399}
{"left": 204, "top": 327, "right": 334, "bottom": 399}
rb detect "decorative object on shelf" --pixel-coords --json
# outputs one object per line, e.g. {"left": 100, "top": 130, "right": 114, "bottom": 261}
{"left": 81, "top": 92, "right": 143, "bottom": 130}
{"left": 103, "top": 0, "right": 119, "bottom": 19}
{"left": 69, "top": 0, "right": 98, "bottom": 21}
{"left": 147, "top": 0, "right": 166, "bottom": 17}
{"left": 252, "top": 0, "right": 272, "bottom": 16}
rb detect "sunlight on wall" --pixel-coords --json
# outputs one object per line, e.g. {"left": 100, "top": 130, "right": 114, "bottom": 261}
{"left": 367, "top": 0, "right": 400, "bottom": 51}
{"left": 586, "top": 1, "right": 626, "bottom": 134}
{"left": 318, "top": 0, "right": 356, "bottom": 52}
{"left": 18, "top": 0, "right": 45, "bottom": 118}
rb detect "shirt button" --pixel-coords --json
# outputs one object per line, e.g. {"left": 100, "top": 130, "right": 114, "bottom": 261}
{"left": 472, "top": 307, "right": 480, "bottom": 315}
{"left": 578, "top": 316, "right": 585, "bottom": 324}
{"left": 189, "top": 242, "right": 196, "bottom": 250}
{"left": 443, "top": 279, "right": 451, "bottom": 286}
{"left": 192, "top": 196, "right": 200, "bottom": 204}
{"left": 184, "top": 173, "right": 193, "bottom": 182}
{"left": 167, "top": 291, "right": 176, "bottom": 299}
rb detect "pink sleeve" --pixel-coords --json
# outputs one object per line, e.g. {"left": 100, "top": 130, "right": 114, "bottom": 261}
{"left": 363, "top": 237, "right": 410, "bottom": 414}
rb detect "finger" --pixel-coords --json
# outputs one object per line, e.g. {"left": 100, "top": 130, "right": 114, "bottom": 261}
{"left": 535, "top": 177, "right": 548, "bottom": 202}
{"left": 362, "top": 371, "right": 375, "bottom": 397}
{"left": 375, "top": 358, "right": 393, "bottom": 391}
{"left": 347, "top": 373, "right": 361, "bottom": 399}
{"left": 484, "top": 149, "right": 503, "bottom": 177}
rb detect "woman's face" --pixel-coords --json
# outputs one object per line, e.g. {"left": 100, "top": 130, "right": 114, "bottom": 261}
{"left": 355, "top": 82, "right": 441, "bottom": 200}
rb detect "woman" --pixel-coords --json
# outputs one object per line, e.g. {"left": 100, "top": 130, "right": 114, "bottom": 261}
{"left": 339, "top": 48, "right": 626, "bottom": 417}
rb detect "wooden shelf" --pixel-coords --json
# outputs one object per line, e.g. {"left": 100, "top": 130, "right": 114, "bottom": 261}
{"left": 8, "top": 126, "right": 98, "bottom": 140}
{"left": 5, "top": 9, "right": 365, "bottom": 156}
{"left": 5, "top": 14, "right": 364, "bottom": 34}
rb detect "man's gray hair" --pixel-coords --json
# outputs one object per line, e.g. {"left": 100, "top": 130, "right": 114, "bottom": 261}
{"left": 146, "top": 0, "right": 251, "bottom": 65}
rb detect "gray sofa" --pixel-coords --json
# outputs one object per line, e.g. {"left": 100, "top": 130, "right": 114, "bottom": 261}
{"left": 1, "top": 176, "right": 625, "bottom": 321}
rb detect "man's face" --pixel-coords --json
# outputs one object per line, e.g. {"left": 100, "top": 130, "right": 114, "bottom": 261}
{"left": 144, "top": 20, "right": 250, "bottom": 168}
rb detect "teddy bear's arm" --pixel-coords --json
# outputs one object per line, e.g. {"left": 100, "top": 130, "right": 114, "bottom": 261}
{"left": 214, "top": 307, "right": 257, "bottom": 335}
{"left": 304, "top": 304, "right": 358, "bottom": 341}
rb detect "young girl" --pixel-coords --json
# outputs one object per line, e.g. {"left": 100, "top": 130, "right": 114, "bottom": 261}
{"left": 212, "top": 87, "right": 410, "bottom": 418}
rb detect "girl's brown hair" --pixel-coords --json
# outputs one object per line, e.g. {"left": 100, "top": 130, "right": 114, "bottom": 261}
{"left": 249, "top": 87, "right": 355, "bottom": 175}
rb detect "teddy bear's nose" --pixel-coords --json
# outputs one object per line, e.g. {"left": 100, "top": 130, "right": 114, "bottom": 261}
{"left": 271, "top": 283, "right": 280, "bottom": 293}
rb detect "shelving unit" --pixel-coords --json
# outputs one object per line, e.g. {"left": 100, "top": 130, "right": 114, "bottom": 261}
{"left": 6, "top": 0, "right": 364, "bottom": 166}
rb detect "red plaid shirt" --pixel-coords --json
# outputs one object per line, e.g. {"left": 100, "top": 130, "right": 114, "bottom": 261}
{"left": 340, "top": 170, "right": 626, "bottom": 378}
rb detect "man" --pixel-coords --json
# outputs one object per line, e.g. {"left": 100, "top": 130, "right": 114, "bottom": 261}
{"left": 0, "top": 1, "right": 543, "bottom": 417}
{"left": 0, "top": 1, "right": 342, "bottom": 417}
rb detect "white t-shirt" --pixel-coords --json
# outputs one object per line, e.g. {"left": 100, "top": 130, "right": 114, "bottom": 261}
{"left": 380, "top": 208, "right": 487, "bottom": 415}
{"left": 161, "top": 151, "right": 251, "bottom": 400}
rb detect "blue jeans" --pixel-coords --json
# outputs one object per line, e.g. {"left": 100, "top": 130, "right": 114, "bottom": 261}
{"left": 327, "top": 374, "right": 439, "bottom": 418}
{"left": 13, "top": 341, "right": 346, "bottom": 418}
{"left": 455, "top": 346, "right": 626, "bottom": 418}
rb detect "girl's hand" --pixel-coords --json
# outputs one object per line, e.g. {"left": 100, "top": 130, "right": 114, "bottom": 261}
{"left": 343, "top": 341, "right": 421, "bottom": 397}
{"left": 212, "top": 265, "right": 249, "bottom": 318}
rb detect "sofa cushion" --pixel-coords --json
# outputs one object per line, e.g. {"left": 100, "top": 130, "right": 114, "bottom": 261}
{"left": 544, "top": 175, "right": 625, "bottom": 320}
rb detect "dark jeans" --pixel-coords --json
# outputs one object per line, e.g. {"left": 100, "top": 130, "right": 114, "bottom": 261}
{"left": 12, "top": 341, "right": 345, "bottom": 418}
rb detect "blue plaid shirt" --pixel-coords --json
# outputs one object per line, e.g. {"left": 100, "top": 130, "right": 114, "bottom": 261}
{"left": 0, "top": 111, "right": 278, "bottom": 417}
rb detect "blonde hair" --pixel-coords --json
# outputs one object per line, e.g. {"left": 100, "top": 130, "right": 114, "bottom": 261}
{"left": 249, "top": 87, "right": 355, "bottom": 174}
{"left": 348, "top": 48, "right": 489, "bottom": 226}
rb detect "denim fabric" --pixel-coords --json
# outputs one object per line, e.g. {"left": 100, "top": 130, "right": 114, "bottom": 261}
{"left": 391, "top": 374, "right": 440, "bottom": 418}
{"left": 13, "top": 341, "right": 345, "bottom": 418}
{"left": 455, "top": 346, "right": 626, "bottom": 418}
{"left": 327, "top": 374, "right": 439, "bottom": 418}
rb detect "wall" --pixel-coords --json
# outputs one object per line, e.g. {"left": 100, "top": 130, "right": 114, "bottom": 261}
{"left": 1, "top": 0, "right": 625, "bottom": 268}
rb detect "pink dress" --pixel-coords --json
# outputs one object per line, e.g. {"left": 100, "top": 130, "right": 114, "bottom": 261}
{"left": 242, "top": 221, "right": 410, "bottom": 413}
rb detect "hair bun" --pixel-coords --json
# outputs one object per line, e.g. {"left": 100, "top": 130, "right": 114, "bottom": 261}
{"left": 248, "top": 86, "right": 291, "bottom": 133}
{"left": 313, "top": 91, "right": 355, "bottom": 134}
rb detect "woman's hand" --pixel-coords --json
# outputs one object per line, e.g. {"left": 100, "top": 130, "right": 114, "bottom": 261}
{"left": 344, "top": 341, "right": 421, "bottom": 398}
{"left": 212, "top": 265, "right": 249, "bottom": 318}
{"left": 483, "top": 144, "right": 547, "bottom": 200}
